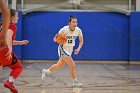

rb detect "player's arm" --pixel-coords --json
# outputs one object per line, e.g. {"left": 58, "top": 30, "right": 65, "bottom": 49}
{"left": 54, "top": 27, "right": 64, "bottom": 42}
{"left": 77, "top": 33, "right": 83, "bottom": 51}
{"left": 13, "top": 40, "right": 29, "bottom": 45}
{"left": 74, "top": 31, "right": 83, "bottom": 55}
{"left": 53, "top": 34, "right": 58, "bottom": 42}
{"left": 0, "top": 0, "right": 10, "bottom": 47}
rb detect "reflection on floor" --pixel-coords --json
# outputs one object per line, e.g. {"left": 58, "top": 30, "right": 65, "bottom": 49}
{"left": 0, "top": 62, "right": 140, "bottom": 93}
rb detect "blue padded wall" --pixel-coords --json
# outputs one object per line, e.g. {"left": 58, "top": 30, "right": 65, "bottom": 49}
{"left": 22, "top": 12, "right": 129, "bottom": 60}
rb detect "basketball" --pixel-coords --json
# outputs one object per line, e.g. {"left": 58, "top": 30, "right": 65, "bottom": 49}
{"left": 55, "top": 32, "right": 67, "bottom": 45}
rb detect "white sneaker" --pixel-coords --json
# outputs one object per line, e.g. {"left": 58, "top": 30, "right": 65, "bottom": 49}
{"left": 73, "top": 81, "right": 82, "bottom": 87}
{"left": 42, "top": 69, "right": 50, "bottom": 80}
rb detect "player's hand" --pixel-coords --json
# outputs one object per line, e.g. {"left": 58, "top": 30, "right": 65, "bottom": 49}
{"left": 21, "top": 40, "right": 29, "bottom": 45}
{"left": 6, "top": 51, "right": 12, "bottom": 60}
{"left": 0, "top": 66, "right": 3, "bottom": 72}
{"left": 74, "top": 48, "right": 80, "bottom": 55}
{"left": 54, "top": 34, "right": 59, "bottom": 42}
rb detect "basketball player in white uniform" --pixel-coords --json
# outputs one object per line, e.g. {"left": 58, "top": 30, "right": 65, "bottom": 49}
{"left": 42, "top": 15, "right": 83, "bottom": 87}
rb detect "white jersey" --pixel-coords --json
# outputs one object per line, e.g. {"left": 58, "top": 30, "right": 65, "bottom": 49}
{"left": 59, "top": 25, "right": 83, "bottom": 47}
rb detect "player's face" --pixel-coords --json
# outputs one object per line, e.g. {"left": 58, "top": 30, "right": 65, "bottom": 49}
{"left": 69, "top": 19, "right": 78, "bottom": 28}
{"left": 12, "top": 12, "right": 19, "bottom": 23}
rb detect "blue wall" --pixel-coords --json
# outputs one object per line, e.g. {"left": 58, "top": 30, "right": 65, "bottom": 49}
{"left": 1, "top": 11, "right": 140, "bottom": 61}
{"left": 22, "top": 12, "right": 129, "bottom": 60}
{"left": 129, "top": 12, "right": 140, "bottom": 61}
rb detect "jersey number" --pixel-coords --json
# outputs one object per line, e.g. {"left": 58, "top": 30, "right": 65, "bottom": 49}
{"left": 68, "top": 40, "right": 73, "bottom": 44}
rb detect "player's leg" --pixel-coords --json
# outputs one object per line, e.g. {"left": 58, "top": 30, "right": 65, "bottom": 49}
{"left": 4, "top": 55, "right": 22, "bottom": 93}
{"left": 58, "top": 45, "right": 81, "bottom": 87}
{"left": 8, "top": 60, "right": 23, "bottom": 79}
{"left": 42, "top": 45, "right": 68, "bottom": 79}
{"left": 42, "top": 58, "right": 66, "bottom": 79}
{"left": 62, "top": 57, "right": 76, "bottom": 80}
{"left": 63, "top": 56, "right": 82, "bottom": 87}
{"left": 49, "top": 58, "right": 66, "bottom": 72}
